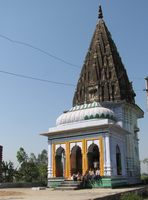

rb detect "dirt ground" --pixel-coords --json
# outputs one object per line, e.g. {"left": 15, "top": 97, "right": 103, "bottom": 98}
{"left": 0, "top": 190, "right": 24, "bottom": 196}
{"left": 0, "top": 187, "right": 146, "bottom": 200}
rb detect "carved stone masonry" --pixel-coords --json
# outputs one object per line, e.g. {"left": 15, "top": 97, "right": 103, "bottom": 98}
{"left": 73, "top": 7, "right": 135, "bottom": 106}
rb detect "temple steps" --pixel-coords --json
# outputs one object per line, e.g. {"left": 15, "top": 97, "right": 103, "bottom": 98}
{"left": 54, "top": 180, "right": 82, "bottom": 190}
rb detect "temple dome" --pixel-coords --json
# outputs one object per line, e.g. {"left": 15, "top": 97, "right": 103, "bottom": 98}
{"left": 56, "top": 102, "right": 115, "bottom": 126}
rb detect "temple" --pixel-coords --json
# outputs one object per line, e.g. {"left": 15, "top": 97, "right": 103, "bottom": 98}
{"left": 42, "top": 5, "right": 144, "bottom": 188}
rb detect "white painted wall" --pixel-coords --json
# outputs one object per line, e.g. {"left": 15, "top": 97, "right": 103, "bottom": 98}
{"left": 110, "top": 134, "right": 126, "bottom": 176}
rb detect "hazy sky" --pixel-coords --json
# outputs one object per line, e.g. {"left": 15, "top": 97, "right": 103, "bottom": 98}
{"left": 0, "top": 0, "right": 148, "bottom": 172}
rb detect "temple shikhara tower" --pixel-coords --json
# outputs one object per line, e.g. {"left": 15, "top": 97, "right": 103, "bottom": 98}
{"left": 42, "top": 6, "right": 144, "bottom": 188}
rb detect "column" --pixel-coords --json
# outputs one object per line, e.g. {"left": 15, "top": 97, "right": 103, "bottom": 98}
{"left": 66, "top": 142, "right": 71, "bottom": 179}
{"left": 104, "top": 133, "right": 111, "bottom": 176}
{"left": 82, "top": 139, "right": 87, "bottom": 175}
{"left": 48, "top": 139, "right": 52, "bottom": 178}
{"left": 99, "top": 137, "right": 104, "bottom": 176}
{"left": 52, "top": 143, "right": 56, "bottom": 177}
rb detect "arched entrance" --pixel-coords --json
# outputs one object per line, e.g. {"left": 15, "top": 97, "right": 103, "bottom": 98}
{"left": 70, "top": 145, "right": 82, "bottom": 175}
{"left": 116, "top": 145, "right": 122, "bottom": 175}
{"left": 87, "top": 143, "right": 100, "bottom": 170}
{"left": 55, "top": 146, "right": 65, "bottom": 177}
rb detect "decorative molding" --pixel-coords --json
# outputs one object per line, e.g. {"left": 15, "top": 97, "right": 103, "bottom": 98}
{"left": 84, "top": 113, "right": 115, "bottom": 121}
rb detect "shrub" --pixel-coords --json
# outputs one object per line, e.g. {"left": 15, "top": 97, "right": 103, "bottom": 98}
{"left": 141, "top": 174, "right": 148, "bottom": 184}
{"left": 120, "top": 193, "right": 142, "bottom": 200}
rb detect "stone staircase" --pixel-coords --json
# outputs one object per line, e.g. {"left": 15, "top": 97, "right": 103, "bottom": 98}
{"left": 54, "top": 180, "right": 82, "bottom": 190}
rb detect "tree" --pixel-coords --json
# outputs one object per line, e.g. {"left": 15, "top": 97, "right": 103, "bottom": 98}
{"left": 17, "top": 161, "right": 39, "bottom": 182}
{"left": 1, "top": 161, "right": 15, "bottom": 182}
{"left": 37, "top": 149, "right": 48, "bottom": 164}
{"left": 38, "top": 163, "right": 47, "bottom": 182}
{"left": 16, "top": 147, "right": 28, "bottom": 164}
{"left": 37, "top": 150, "right": 48, "bottom": 182}
{"left": 143, "top": 158, "right": 148, "bottom": 174}
{"left": 16, "top": 147, "right": 35, "bottom": 182}
{"left": 29, "top": 153, "right": 37, "bottom": 163}
{"left": 16, "top": 147, "right": 47, "bottom": 183}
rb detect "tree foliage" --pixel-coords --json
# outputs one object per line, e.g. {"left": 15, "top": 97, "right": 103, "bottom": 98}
{"left": 142, "top": 158, "right": 148, "bottom": 175}
{"left": 1, "top": 148, "right": 48, "bottom": 183}
{"left": 16, "top": 147, "right": 28, "bottom": 164}
{"left": 143, "top": 158, "right": 148, "bottom": 164}
{"left": 29, "top": 153, "right": 37, "bottom": 163}
{"left": 38, "top": 149, "right": 48, "bottom": 165}
{"left": 1, "top": 161, "right": 16, "bottom": 182}
{"left": 16, "top": 161, "right": 39, "bottom": 182}
{"left": 16, "top": 147, "right": 47, "bottom": 183}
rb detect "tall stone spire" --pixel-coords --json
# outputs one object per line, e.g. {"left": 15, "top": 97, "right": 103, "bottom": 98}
{"left": 98, "top": 5, "right": 103, "bottom": 19}
{"left": 73, "top": 5, "right": 136, "bottom": 106}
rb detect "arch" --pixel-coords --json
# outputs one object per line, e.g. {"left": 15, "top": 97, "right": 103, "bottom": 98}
{"left": 116, "top": 145, "right": 122, "bottom": 175}
{"left": 70, "top": 145, "right": 82, "bottom": 175}
{"left": 87, "top": 143, "right": 100, "bottom": 170}
{"left": 55, "top": 146, "right": 65, "bottom": 177}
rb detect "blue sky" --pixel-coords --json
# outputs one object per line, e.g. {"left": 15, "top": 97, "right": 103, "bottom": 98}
{"left": 0, "top": 0, "right": 148, "bottom": 171}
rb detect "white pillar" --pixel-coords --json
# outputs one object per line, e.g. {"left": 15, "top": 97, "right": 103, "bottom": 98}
{"left": 104, "top": 133, "right": 112, "bottom": 176}
{"left": 48, "top": 139, "right": 52, "bottom": 178}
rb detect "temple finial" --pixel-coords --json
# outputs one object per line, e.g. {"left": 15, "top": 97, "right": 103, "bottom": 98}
{"left": 98, "top": 5, "right": 103, "bottom": 19}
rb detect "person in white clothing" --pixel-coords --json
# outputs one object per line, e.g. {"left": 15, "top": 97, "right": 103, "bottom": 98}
{"left": 95, "top": 168, "right": 101, "bottom": 180}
